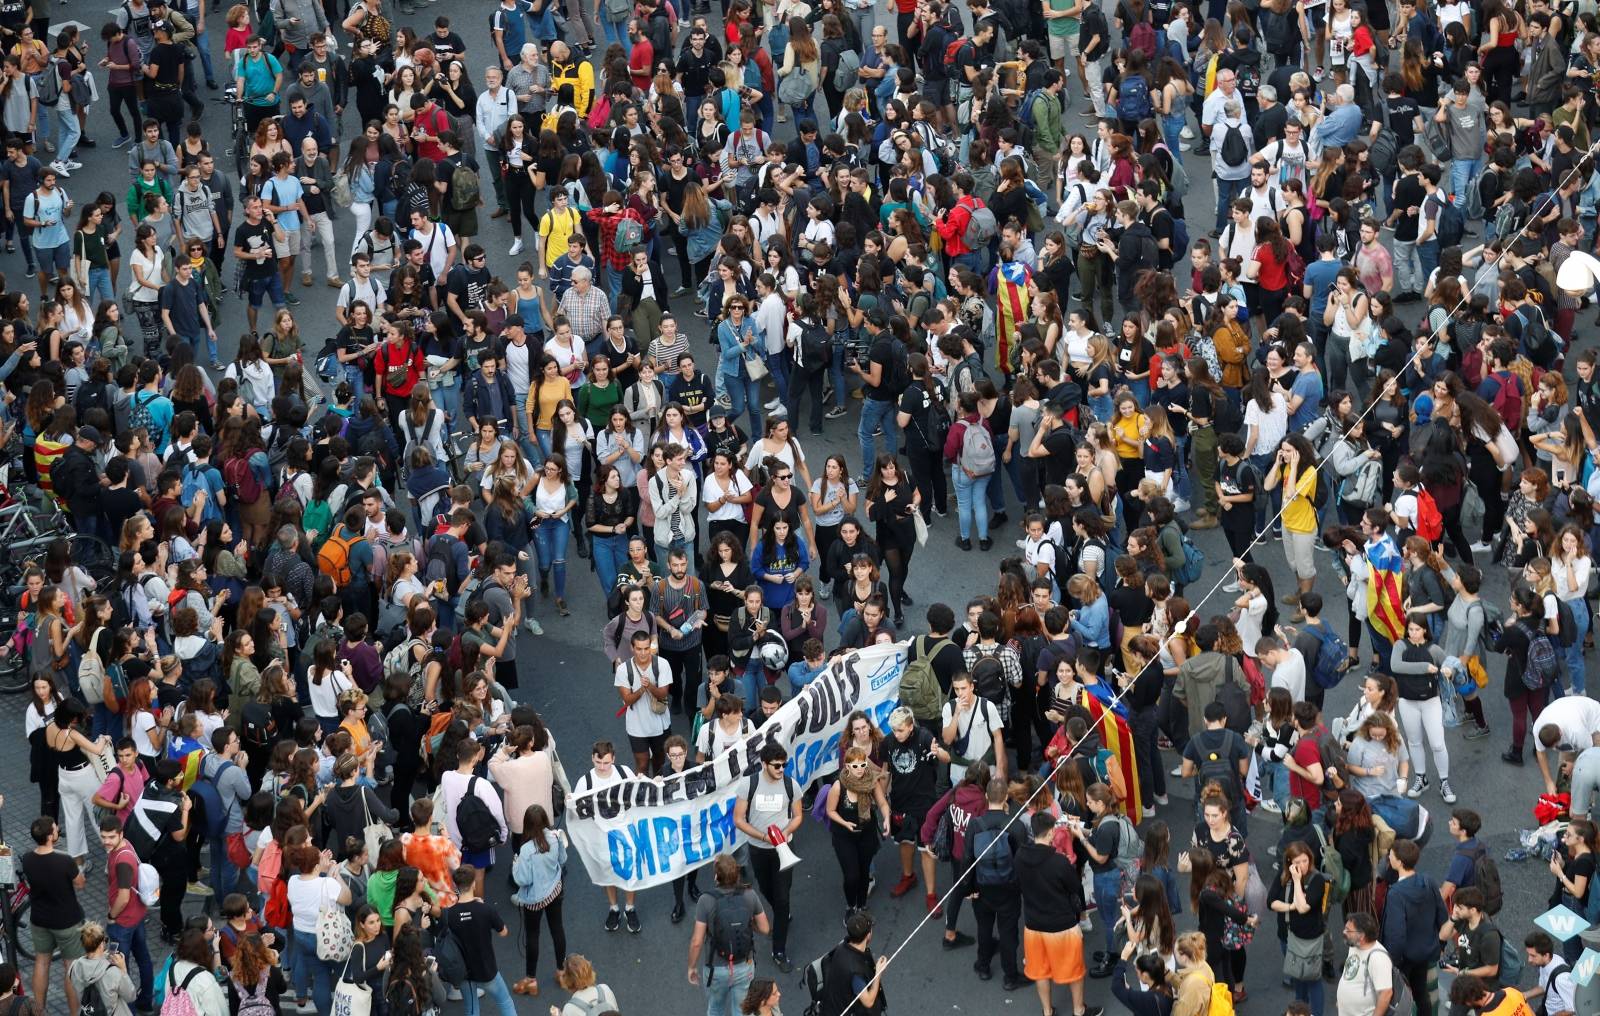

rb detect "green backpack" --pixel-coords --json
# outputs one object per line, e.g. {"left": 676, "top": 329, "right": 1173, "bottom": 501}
{"left": 899, "top": 635, "right": 952, "bottom": 723}
{"left": 1313, "top": 823, "right": 1349, "bottom": 904}
{"left": 302, "top": 497, "right": 334, "bottom": 548}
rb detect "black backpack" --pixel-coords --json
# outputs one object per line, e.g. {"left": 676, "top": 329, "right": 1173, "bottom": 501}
{"left": 455, "top": 776, "right": 502, "bottom": 853}
{"left": 885, "top": 339, "right": 911, "bottom": 397}
{"left": 972, "top": 818, "right": 1017, "bottom": 886}
{"left": 1219, "top": 122, "right": 1249, "bottom": 168}
{"left": 1195, "top": 728, "right": 1244, "bottom": 804}
{"left": 798, "top": 320, "right": 832, "bottom": 367}
{"left": 707, "top": 888, "right": 755, "bottom": 963}
{"left": 1214, "top": 657, "right": 1252, "bottom": 733}
{"left": 240, "top": 701, "right": 275, "bottom": 752}
{"left": 75, "top": 976, "right": 109, "bottom": 1016}
{"left": 969, "top": 655, "right": 1007, "bottom": 714}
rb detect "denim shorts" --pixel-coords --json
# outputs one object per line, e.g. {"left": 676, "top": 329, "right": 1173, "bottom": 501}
{"left": 35, "top": 240, "right": 69, "bottom": 272}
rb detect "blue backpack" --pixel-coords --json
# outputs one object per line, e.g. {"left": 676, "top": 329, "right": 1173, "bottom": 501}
{"left": 181, "top": 463, "right": 221, "bottom": 525}
{"left": 1115, "top": 74, "right": 1152, "bottom": 122}
{"left": 1306, "top": 621, "right": 1352, "bottom": 689}
{"left": 1168, "top": 523, "right": 1205, "bottom": 585}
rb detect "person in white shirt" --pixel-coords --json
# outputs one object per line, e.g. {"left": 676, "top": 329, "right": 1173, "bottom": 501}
{"left": 754, "top": 273, "right": 789, "bottom": 412}
{"left": 1244, "top": 159, "right": 1283, "bottom": 222}
{"left": 1017, "top": 514, "right": 1059, "bottom": 600}
{"left": 439, "top": 738, "right": 509, "bottom": 902}
{"left": 695, "top": 694, "right": 754, "bottom": 762}
{"left": 475, "top": 67, "right": 517, "bottom": 219}
{"left": 1524, "top": 931, "right": 1576, "bottom": 1015}
{"left": 1258, "top": 635, "right": 1307, "bottom": 704}
{"left": 1533, "top": 697, "right": 1600, "bottom": 793}
{"left": 940, "top": 670, "right": 1006, "bottom": 784}
{"left": 614, "top": 630, "right": 673, "bottom": 776}
{"left": 573, "top": 740, "right": 641, "bottom": 932}
{"left": 1336, "top": 913, "right": 1395, "bottom": 1016}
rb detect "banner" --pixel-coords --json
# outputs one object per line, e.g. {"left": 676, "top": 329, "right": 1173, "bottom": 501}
{"left": 565, "top": 641, "right": 909, "bottom": 890}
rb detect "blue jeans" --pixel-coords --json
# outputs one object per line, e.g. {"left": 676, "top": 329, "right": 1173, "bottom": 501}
{"left": 1564, "top": 596, "right": 1589, "bottom": 695}
{"left": 1292, "top": 974, "right": 1325, "bottom": 1016}
{"left": 607, "top": 263, "right": 625, "bottom": 308}
{"left": 1093, "top": 868, "right": 1122, "bottom": 958}
{"left": 1215, "top": 175, "right": 1248, "bottom": 231}
{"left": 1161, "top": 112, "right": 1185, "bottom": 155}
{"left": 1261, "top": 759, "right": 1290, "bottom": 811}
{"left": 107, "top": 921, "right": 154, "bottom": 1011}
{"left": 342, "top": 364, "right": 366, "bottom": 400}
{"left": 433, "top": 376, "right": 461, "bottom": 431}
{"left": 52, "top": 105, "right": 80, "bottom": 164}
{"left": 952, "top": 250, "right": 987, "bottom": 275}
{"left": 534, "top": 516, "right": 571, "bottom": 599}
{"left": 178, "top": 332, "right": 215, "bottom": 365}
{"left": 857, "top": 398, "right": 899, "bottom": 478}
{"left": 721, "top": 370, "right": 763, "bottom": 436}
{"left": 208, "top": 834, "right": 237, "bottom": 899}
{"left": 764, "top": 349, "right": 790, "bottom": 404}
{"left": 1418, "top": 238, "right": 1440, "bottom": 286}
{"left": 600, "top": 16, "right": 632, "bottom": 56}
{"left": 194, "top": 29, "right": 216, "bottom": 83}
{"left": 292, "top": 928, "right": 337, "bottom": 1014}
{"left": 463, "top": 973, "right": 518, "bottom": 1016}
{"left": 705, "top": 959, "right": 756, "bottom": 1016}
{"left": 1450, "top": 158, "right": 1482, "bottom": 206}
{"left": 952, "top": 467, "right": 992, "bottom": 541}
{"left": 592, "top": 532, "right": 629, "bottom": 594}
{"left": 830, "top": 341, "right": 847, "bottom": 408}
{"left": 87, "top": 265, "right": 114, "bottom": 307}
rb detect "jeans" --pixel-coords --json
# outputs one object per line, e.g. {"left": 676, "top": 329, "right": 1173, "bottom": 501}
{"left": 106, "top": 921, "right": 154, "bottom": 1011}
{"left": 292, "top": 928, "right": 337, "bottom": 1014}
{"left": 207, "top": 834, "right": 237, "bottom": 899}
{"left": 1564, "top": 596, "right": 1589, "bottom": 695}
{"left": 763, "top": 348, "right": 790, "bottom": 404}
{"left": 46, "top": 102, "right": 80, "bottom": 163}
{"left": 1215, "top": 175, "right": 1248, "bottom": 231}
{"left": 533, "top": 516, "right": 570, "bottom": 598}
{"left": 343, "top": 364, "right": 366, "bottom": 401}
{"left": 463, "top": 973, "right": 518, "bottom": 1016}
{"left": 87, "top": 265, "right": 114, "bottom": 307}
{"left": 1450, "top": 158, "right": 1482, "bottom": 207}
{"left": 830, "top": 341, "right": 847, "bottom": 408}
{"left": 592, "top": 532, "right": 629, "bottom": 594}
{"left": 952, "top": 467, "right": 992, "bottom": 541}
{"left": 1093, "top": 868, "right": 1122, "bottom": 958}
{"left": 704, "top": 960, "right": 755, "bottom": 1016}
{"left": 193, "top": 29, "right": 216, "bottom": 84}
{"left": 1292, "top": 975, "right": 1325, "bottom": 1016}
{"left": 600, "top": 15, "right": 633, "bottom": 56}
{"left": 1571, "top": 747, "right": 1600, "bottom": 820}
{"left": 1262, "top": 759, "right": 1290, "bottom": 810}
{"left": 1418, "top": 239, "right": 1440, "bottom": 289}
{"left": 721, "top": 370, "right": 764, "bottom": 435}
{"left": 433, "top": 376, "right": 461, "bottom": 432}
{"left": 857, "top": 397, "right": 900, "bottom": 478}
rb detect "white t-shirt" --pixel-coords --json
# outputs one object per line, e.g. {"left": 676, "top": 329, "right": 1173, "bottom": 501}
{"left": 1271, "top": 648, "right": 1307, "bottom": 704}
{"left": 1238, "top": 592, "right": 1268, "bottom": 658}
{"left": 940, "top": 697, "right": 1003, "bottom": 783}
{"left": 130, "top": 709, "right": 160, "bottom": 757}
{"left": 287, "top": 874, "right": 344, "bottom": 934}
{"left": 504, "top": 338, "right": 533, "bottom": 394}
{"left": 1532, "top": 698, "right": 1600, "bottom": 753}
{"left": 704, "top": 470, "right": 753, "bottom": 522}
{"left": 1391, "top": 490, "right": 1418, "bottom": 532}
{"left": 614, "top": 656, "right": 673, "bottom": 738}
{"left": 1334, "top": 943, "right": 1394, "bottom": 1016}
{"left": 308, "top": 668, "right": 354, "bottom": 720}
{"left": 745, "top": 438, "right": 805, "bottom": 475}
{"left": 1537, "top": 957, "right": 1576, "bottom": 1016}
{"left": 1022, "top": 534, "right": 1058, "bottom": 582}
{"left": 439, "top": 768, "right": 510, "bottom": 848}
{"left": 697, "top": 716, "right": 754, "bottom": 760}
{"left": 1244, "top": 393, "right": 1288, "bottom": 457}
{"left": 1554, "top": 556, "right": 1593, "bottom": 601}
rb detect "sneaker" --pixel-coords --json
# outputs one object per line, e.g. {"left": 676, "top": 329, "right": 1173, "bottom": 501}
{"left": 112, "top": 134, "right": 132, "bottom": 148}
{"left": 824, "top": 405, "right": 848, "bottom": 420}
{"left": 1470, "top": 541, "right": 1493, "bottom": 554}
{"left": 604, "top": 907, "right": 622, "bottom": 932}
{"left": 63, "top": 160, "right": 82, "bottom": 171}
{"left": 1440, "top": 779, "right": 1457, "bottom": 804}
{"left": 49, "top": 161, "right": 70, "bottom": 177}
{"left": 1181, "top": 125, "right": 1196, "bottom": 140}
{"left": 1463, "top": 724, "right": 1491, "bottom": 740}
{"left": 1407, "top": 774, "right": 1429, "bottom": 798}
{"left": 445, "top": 988, "right": 462, "bottom": 1002}
{"left": 1170, "top": 764, "right": 1184, "bottom": 777}
{"left": 890, "top": 873, "right": 918, "bottom": 897}
{"left": 1258, "top": 799, "right": 1282, "bottom": 815}
{"left": 326, "top": 276, "right": 344, "bottom": 288}
{"left": 1222, "top": 581, "right": 1242, "bottom": 593}
{"left": 509, "top": 238, "right": 524, "bottom": 256}
{"left": 1154, "top": 794, "right": 1170, "bottom": 806}
{"left": 624, "top": 908, "right": 641, "bottom": 933}
{"left": 764, "top": 398, "right": 783, "bottom": 412}
{"left": 186, "top": 881, "right": 213, "bottom": 897}
{"left": 284, "top": 292, "right": 302, "bottom": 306}
{"left": 1313, "top": 65, "right": 1326, "bottom": 80}
{"left": 525, "top": 618, "right": 545, "bottom": 636}
{"left": 1141, "top": 805, "right": 1155, "bottom": 819}
{"left": 926, "top": 892, "right": 941, "bottom": 915}
{"left": 773, "top": 952, "right": 794, "bottom": 973}
{"left": 941, "top": 931, "right": 975, "bottom": 950}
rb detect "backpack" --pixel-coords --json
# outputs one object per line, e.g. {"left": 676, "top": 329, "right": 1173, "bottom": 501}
{"left": 1214, "top": 659, "right": 1252, "bottom": 734}
{"left": 801, "top": 945, "right": 838, "bottom": 1016}
{"left": 181, "top": 464, "right": 218, "bottom": 524}
{"left": 1473, "top": 599, "right": 1507, "bottom": 656}
{"left": 1019, "top": 88, "right": 1045, "bottom": 128}
{"left": 1208, "top": 981, "right": 1236, "bottom": 1016}
{"left": 958, "top": 419, "right": 997, "bottom": 476}
{"left": 972, "top": 819, "right": 1017, "bottom": 886}
{"left": 613, "top": 215, "right": 643, "bottom": 254}
{"left": 223, "top": 453, "right": 265, "bottom": 504}
{"left": 1312, "top": 824, "right": 1350, "bottom": 904}
{"left": 1436, "top": 197, "right": 1466, "bottom": 249}
{"left": 447, "top": 161, "right": 479, "bottom": 211}
{"left": 1468, "top": 844, "right": 1504, "bottom": 915}
{"left": 900, "top": 635, "right": 952, "bottom": 722}
{"left": 240, "top": 700, "right": 274, "bottom": 753}
{"left": 1485, "top": 370, "right": 1525, "bottom": 434}
{"left": 129, "top": 391, "right": 163, "bottom": 447}
{"left": 137, "top": 861, "right": 161, "bottom": 906}
{"left": 78, "top": 628, "right": 108, "bottom": 708}
{"left": 1368, "top": 944, "right": 1413, "bottom": 1016}
{"left": 1555, "top": 596, "right": 1579, "bottom": 649}
{"left": 1172, "top": 525, "right": 1205, "bottom": 585}
{"left": 76, "top": 975, "right": 109, "bottom": 1016}
{"left": 1414, "top": 486, "right": 1444, "bottom": 542}
{"left": 707, "top": 887, "right": 755, "bottom": 963}
{"left": 159, "top": 967, "right": 205, "bottom": 1016}
{"left": 1195, "top": 728, "right": 1244, "bottom": 803}
{"left": 1494, "top": 920, "right": 1525, "bottom": 985}
{"left": 832, "top": 49, "right": 861, "bottom": 92}
{"left": 302, "top": 497, "right": 334, "bottom": 545}
{"left": 1128, "top": 21, "right": 1156, "bottom": 60}
{"left": 432, "top": 918, "right": 468, "bottom": 986}
{"left": 1522, "top": 621, "right": 1562, "bottom": 690}
{"left": 1115, "top": 72, "right": 1152, "bottom": 123}
{"left": 235, "top": 971, "right": 274, "bottom": 1016}
{"left": 384, "top": 636, "right": 424, "bottom": 687}
{"left": 797, "top": 319, "right": 833, "bottom": 367}
{"left": 1307, "top": 622, "right": 1352, "bottom": 690}
{"left": 317, "top": 528, "right": 362, "bottom": 585}
{"left": 776, "top": 65, "right": 815, "bottom": 105}
{"left": 922, "top": 379, "right": 952, "bottom": 448}
{"left": 37, "top": 59, "right": 62, "bottom": 106}
{"left": 943, "top": 38, "right": 968, "bottom": 70}
{"left": 1219, "top": 121, "right": 1249, "bottom": 168}
{"left": 967, "top": 658, "right": 1008, "bottom": 723}
{"left": 1109, "top": 813, "right": 1142, "bottom": 885}
{"left": 963, "top": 202, "right": 998, "bottom": 248}
{"left": 1368, "top": 126, "right": 1399, "bottom": 178}
{"left": 1284, "top": 242, "right": 1307, "bottom": 289}
{"left": 1513, "top": 303, "right": 1553, "bottom": 355}
{"left": 455, "top": 776, "right": 503, "bottom": 853}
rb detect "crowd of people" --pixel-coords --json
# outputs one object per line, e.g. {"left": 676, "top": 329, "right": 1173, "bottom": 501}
{"left": 5, "top": 0, "right": 1600, "bottom": 1015}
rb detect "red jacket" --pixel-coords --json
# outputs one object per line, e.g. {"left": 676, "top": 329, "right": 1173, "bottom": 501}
{"left": 944, "top": 413, "right": 990, "bottom": 466}
{"left": 587, "top": 206, "right": 645, "bottom": 270}
{"left": 375, "top": 339, "right": 425, "bottom": 398}
{"left": 935, "top": 195, "right": 983, "bottom": 257}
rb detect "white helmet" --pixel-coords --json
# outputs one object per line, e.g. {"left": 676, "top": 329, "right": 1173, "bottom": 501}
{"left": 756, "top": 633, "right": 789, "bottom": 672}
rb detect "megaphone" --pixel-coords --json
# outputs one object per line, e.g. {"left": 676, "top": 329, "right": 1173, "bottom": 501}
{"left": 769, "top": 825, "right": 801, "bottom": 871}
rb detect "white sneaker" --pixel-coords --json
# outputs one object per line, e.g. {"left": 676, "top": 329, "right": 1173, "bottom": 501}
{"left": 509, "top": 238, "right": 524, "bottom": 256}
{"left": 1258, "top": 799, "right": 1282, "bottom": 815}
{"left": 49, "top": 161, "right": 70, "bottom": 177}
{"left": 63, "top": 160, "right": 82, "bottom": 170}
{"left": 1181, "top": 125, "right": 1196, "bottom": 140}
{"left": 1470, "top": 541, "right": 1493, "bottom": 553}
{"left": 1169, "top": 764, "right": 1184, "bottom": 778}
{"left": 764, "top": 398, "right": 782, "bottom": 411}
{"left": 1222, "top": 581, "right": 1242, "bottom": 593}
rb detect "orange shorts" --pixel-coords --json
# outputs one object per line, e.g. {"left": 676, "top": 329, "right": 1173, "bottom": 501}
{"left": 1023, "top": 926, "right": 1086, "bottom": 984}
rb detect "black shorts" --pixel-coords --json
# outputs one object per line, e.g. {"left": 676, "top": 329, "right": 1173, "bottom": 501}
{"left": 892, "top": 801, "right": 934, "bottom": 844}
{"left": 628, "top": 732, "right": 667, "bottom": 757}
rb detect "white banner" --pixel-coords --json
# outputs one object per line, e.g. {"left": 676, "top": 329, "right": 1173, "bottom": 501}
{"left": 565, "top": 641, "right": 909, "bottom": 890}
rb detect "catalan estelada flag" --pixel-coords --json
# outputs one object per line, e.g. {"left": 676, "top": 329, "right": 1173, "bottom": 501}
{"left": 1075, "top": 679, "right": 1143, "bottom": 821}
{"left": 1365, "top": 534, "right": 1407, "bottom": 644}
{"left": 994, "top": 260, "right": 1032, "bottom": 374}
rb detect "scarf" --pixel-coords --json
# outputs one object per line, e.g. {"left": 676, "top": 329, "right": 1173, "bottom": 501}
{"left": 839, "top": 760, "right": 883, "bottom": 798}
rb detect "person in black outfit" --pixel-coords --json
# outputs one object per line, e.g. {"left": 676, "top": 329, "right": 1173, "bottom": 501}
{"left": 896, "top": 352, "right": 949, "bottom": 519}
{"left": 962, "top": 778, "right": 1030, "bottom": 990}
{"left": 820, "top": 910, "right": 889, "bottom": 1016}
{"left": 863, "top": 455, "right": 920, "bottom": 628}
{"left": 1119, "top": 635, "right": 1169, "bottom": 810}
{"left": 21, "top": 814, "right": 87, "bottom": 1013}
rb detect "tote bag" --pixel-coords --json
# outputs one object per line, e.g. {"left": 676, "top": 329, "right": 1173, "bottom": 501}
{"left": 332, "top": 948, "right": 373, "bottom": 1016}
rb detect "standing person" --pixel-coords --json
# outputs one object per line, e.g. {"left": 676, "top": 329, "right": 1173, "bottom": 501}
{"left": 716, "top": 296, "right": 764, "bottom": 437}
{"left": 1017, "top": 811, "right": 1099, "bottom": 1016}
{"left": 963, "top": 778, "right": 1029, "bottom": 991}
{"left": 22, "top": 815, "right": 88, "bottom": 1016}
{"left": 731, "top": 743, "right": 801, "bottom": 972}
{"left": 66, "top": 922, "right": 138, "bottom": 1016}
{"left": 686, "top": 853, "right": 771, "bottom": 1016}
{"left": 1338, "top": 913, "right": 1398, "bottom": 1016}
{"left": 443, "top": 865, "right": 517, "bottom": 1016}
{"left": 818, "top": 911, "right": 889, "bottom": 1016}
{"left": 826, "top": 746, "right": 891, "bottom": 915}
{"left": 1389, "top": 613, "right": 1457, "bottom": 804}
{"left": 509, "top": 804, "right": 567, "bottom": 998}
{"left": 1269, "top": 842, "right": 1332, "bottom": 1015}
{"left": 98, "top": 817, "right": 154, "bottom": 1012}
{"left": 1381, "top": 839, "right": 1449, "bottom": 1016}
{"left": 947, "top": 391, "right": 997, "bottom": 552}
{"left": 1069, "top": 784, "right": 1137, "bottom": 979}
{"left": 285, "top": 841, "right": 353, "bottom": 1014}
{"left": 614, "top": 629, "right": 673, "bottom": 776}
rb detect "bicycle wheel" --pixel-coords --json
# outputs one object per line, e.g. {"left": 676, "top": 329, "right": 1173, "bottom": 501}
{"left": 68, "top": 534, "right": 117, "bottom": 586}
{"left": 6, "top": 892, "right": 31, "bottom": 964}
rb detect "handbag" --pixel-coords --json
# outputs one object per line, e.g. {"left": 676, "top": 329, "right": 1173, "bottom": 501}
{"left": 360, "top": 788, "right": 390, "bottom": 864}
{"left": 332, "top": 956, "right": 373, "bottom": 1016}
{"left": 1283, "top": 932, "right": 1323, "bottom": 982}
{"left": 913, "top": 509, "right": 929, "bottom": 547}
{"left": 744, "top": 350, "right": 769, "bottom": 381}
{"left": 226, "top": 830, "right": 252, "bottom": 870}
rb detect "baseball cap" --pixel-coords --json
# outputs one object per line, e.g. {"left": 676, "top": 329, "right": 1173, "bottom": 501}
{"left": 78, "top": 426, "right": 104, "bottom": 445}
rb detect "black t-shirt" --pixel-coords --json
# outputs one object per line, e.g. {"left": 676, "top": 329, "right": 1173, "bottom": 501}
{"left": 883, "top": 726, "right": 939, "bottom": 809}
{"left": 429, "top": 31, "right": 466, "bottom": 59}
{"left": 898, "top": 381, "right": 939, "bottom": 452}
{"left": 661, "top": 168, "right": 694, "bottom": 216}
{"left": 1450, "top": 918, "right": 1502, "bottom": 975}
{"left": 0, "top": 156, "right": 41, "bottom": 211}
{"left": 21, "top": 850, "right": 83, "bottom": 930}
{"left": 149, "top": 41, "right": 184, "bottom": 87}
{"left": 1392, "top": 175, "right": 1426, "bottom": 243}
{"left": 0, "top": 0, "right": 26, "bottom": 30}
{"left": 443, "top": 899, "right": 504, "bottom": 983}
{"left": 1387, "top": 95, "right": 1421, "bottom": 148}
{"left": 952, "top": 41, "right": 980, "bottom": 88}
{"left": 1088, "top": 815, "right": 1122, "bottom": 875}
{"left": 1146, "top": 207, "right": 1176, "bottom": 269}
{"left": 866, "top": 337, "right": 896, "bottom": 402}
{"left": 1040, "top": 427, "right": 1078, "bottom": 488}
{"left": 234, "top": 218, "right": 277, "bottom": 279}
{"left": 1217, "top": 458, "right": 1258, "bottom": 530}
{"left": 102, "top": 485, "right": 146, "bottom": 537}
{"left": 671, "top": 370, "right": 711, "bottom": 416}
{"left": 340, "top": 325, "right": 375, "bottom": 358}
{"left": 447, "top": 263, "right": 492, "bottom": 314}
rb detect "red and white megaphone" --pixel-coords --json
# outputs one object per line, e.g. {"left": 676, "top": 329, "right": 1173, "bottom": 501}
{"left": 768, "top": 825, "right": 801, "bottom": 871}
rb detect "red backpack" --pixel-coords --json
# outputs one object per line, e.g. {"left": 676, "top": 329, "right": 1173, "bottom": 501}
{"left": 223, "top": 453, "right": 264, "bottom": 504}
{"left": 1486, "top": 370, "right": 1524, "bottom": 433}
{"left": 1415, "top": 486, "right": 1444, "bottom": 542}
{"left": 1129, "top": 22, "right": 1157, "bottom": 60}
{"left": 943, "top": 38, "right": 966, "bottom": 70}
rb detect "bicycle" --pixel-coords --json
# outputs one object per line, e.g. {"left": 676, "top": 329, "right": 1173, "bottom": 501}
{"left": 217, "top": 93, "right": 249, "bottom": 183}
{"left": 0, "top": 821, "right": 32, "bottom": 967}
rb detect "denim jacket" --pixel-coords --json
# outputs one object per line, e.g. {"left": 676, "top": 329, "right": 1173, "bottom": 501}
{"left": 511, "top": 835, "right": 567, "bottom": 907}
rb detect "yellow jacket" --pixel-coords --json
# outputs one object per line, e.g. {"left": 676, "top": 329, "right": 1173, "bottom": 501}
{"left": 549, "top": 59, "right": 595, "bottom": 116}
{"left": 1213, "top": 321, "right": 1251, "bottom": 389}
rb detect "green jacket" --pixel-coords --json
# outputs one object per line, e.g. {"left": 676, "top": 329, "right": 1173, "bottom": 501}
{"left": 1033, "top": 89, "right": 1065, "bottom": 159}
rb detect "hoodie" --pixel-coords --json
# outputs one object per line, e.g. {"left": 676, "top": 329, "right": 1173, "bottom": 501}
{"left": 1015, "top": 840, "right": 1084, "bottom": 932}
{"left": 1114, "top": 220, "right": 1158, "bottom": 307}
{"left": 68, "top": 955, "right": 138, "bottom": 1016}
{"left": 921, "top": 781, "right": 989, "bottom": 861}
{"left": 1168, "top": 964, "right": 1217, "bottom": 1016}
{"left": 1382, "top": 872, "right": 1449, "bottom": 966}
{"left": 1174, "top": 651, "right": 1241, "bottom": 737}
